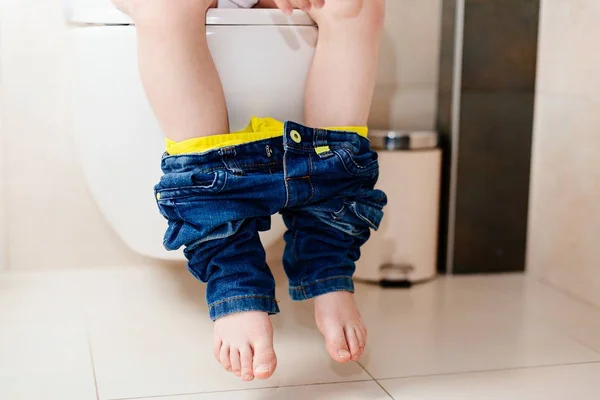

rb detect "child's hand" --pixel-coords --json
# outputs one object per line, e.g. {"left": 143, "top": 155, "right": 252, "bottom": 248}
{"left": 273, "top": 0, "right": 325, "bottom": 15}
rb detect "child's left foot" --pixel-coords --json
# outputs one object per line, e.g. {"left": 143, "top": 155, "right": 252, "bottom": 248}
{"left": 314, "top": 291, "right": 367, "bottom": 363}
{"left": 213, "top": 311, "right": 277, "bottom": 381}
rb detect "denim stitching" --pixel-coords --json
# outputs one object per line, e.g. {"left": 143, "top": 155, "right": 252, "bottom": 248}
{"left": 289, "top": 275, "right": 353, "bottom": 290}
{"left": 283, "top": 149, "right": 291, "bottom": 208}
{"left": 341, "top": 148, "right": 378, "bottom": 170}
{"left": 208, "top": 294, "right": 276, "bottom": 308}
{"left": 238, "top": 161, "right": 283, "bottom": 169}
{"left": 231, "top": 156, "right": 243, "bottom": 176}
{"left": 305, "top": 154, "right": 315, "bottom": 204}
{"left": 292, "top": 228, "right": 299, "bottom": 264}
{"left": 305, "top": 179, "right": 315, "bottom": 205}
{"left": 193, "top": 166, "right": 227, "bottom": 174}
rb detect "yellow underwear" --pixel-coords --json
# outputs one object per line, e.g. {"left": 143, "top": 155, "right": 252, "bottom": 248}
{"left": 165, "top": 117, "right": 369, "bottom": 156}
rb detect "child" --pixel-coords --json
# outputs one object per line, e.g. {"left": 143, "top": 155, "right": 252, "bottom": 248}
{"left": 111, "top": 0, "right": 386, "bottom": 383}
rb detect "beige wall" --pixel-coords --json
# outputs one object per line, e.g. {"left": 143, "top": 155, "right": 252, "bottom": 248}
{"left": 528, "top": 0, "right": 600, "bottom": 307}
{"left": 0, "top": 16, "right": 6, "bottom": 271}
{"left": 0, "top": 0, "right": 144, "bottom": 270}
{"left": 0, "top": 0, "right": 442, "bottom": 270}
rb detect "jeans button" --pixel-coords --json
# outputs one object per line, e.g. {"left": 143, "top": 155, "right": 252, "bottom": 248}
{"left": 291, "top": 130, "right": 302, "bottom": 143}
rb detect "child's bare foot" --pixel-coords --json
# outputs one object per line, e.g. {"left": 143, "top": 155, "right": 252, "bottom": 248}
{"left": 314, "top": 291, "right": 367, "bottom": 363}
{"left": 213, "top": 311, "right": 277, "bottom": 381}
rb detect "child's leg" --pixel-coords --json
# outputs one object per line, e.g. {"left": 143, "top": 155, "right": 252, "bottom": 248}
{"left": 305, "top": 0, "right": 384, "bottom": 127}
{"left": 304, "top": 0, "right": 385, "bottom": 363}
{"left": 114, "top": 0, "right": 277, "bottom": 382}
{"left": 114, "top": 0, "right": 229, "bottom": 142}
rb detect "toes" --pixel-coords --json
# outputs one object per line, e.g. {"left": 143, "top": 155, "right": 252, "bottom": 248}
{"left": 240, "top": 346, "right": 255, "bottom": 382}
{"left": 324, "top": 329, "right": 352, "bottom": 363}
{"left": 213, "top": 338, "right": 222, "bottom": 363}
{"left": 230, "top": 349, "right": 242, "bottom": 377}
{"left": 355, "top": 326, "right": 366, "bottom": 355}
{"left": 345, "top": 326, "right": 362, "bottom": 361}
{"left": 253, "top": 342, "right": 278, "bottom": 380}
{"left": 219, "top": 344, "right": 232, "bottom": 372}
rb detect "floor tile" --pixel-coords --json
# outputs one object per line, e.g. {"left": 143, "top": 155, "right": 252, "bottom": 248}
{"left": 79, "top": 265, "right": 369, "bottom": 400}
{"left": 355, "top": 274, "right": 600, "bottom": 379}
{"left": 4, "top": 268, "right": 600, "bottom": 400}
{"left": 522, "top": 276, "right": 600, "bottom": 354}
{"left": 0, "top": 272, "right": 98, "bottom": 400}
{"left": 133, "top": 381, "right": 390, "bottom": 400}
{"left": 380, "top": 362, "right": 600, "bottom": 400}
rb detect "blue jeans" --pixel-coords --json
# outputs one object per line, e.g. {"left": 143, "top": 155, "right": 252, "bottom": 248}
{"left": 155, "top": 121, "right": 387, "bottom": 320}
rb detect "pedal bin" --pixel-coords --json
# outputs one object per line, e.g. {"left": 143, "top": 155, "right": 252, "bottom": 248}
{"left": 355, "top": 130, "right": 442, "bottom": 287}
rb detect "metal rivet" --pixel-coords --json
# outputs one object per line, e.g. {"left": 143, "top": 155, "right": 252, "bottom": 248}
{"left": 156, "top": 192, "right": 161, "bottom": 200}
{"left": 265, "top": 145, "right": 273, "bottom": 158}
{"left": 291, "top": 130, "right": 302, "bottom": 143}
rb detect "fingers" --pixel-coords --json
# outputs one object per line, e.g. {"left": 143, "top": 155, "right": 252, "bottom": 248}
{"left": 310, "top": 0, "right": 325, "bottom": 9}
{"left": 294, "top": 0, "right": 311, "bottom": 12}
{"left": 274, "top": 0, "right": 326, "bottom": 14}
{"left": 274, "top": 0, "right": 293, "bottom": 14}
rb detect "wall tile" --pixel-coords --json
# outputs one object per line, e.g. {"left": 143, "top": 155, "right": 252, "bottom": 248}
{"left": 528, "top": 93, "right": 600, "bottom": 307}
{"left": 527, "top": 0, "right": 600, "bottom": 308}
{"left": 536, "top": 0, "right": 600, "bottom": 100}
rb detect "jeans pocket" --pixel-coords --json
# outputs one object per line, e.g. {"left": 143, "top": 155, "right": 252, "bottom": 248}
{"left": 333, "top": 147, "right": 379, "bottom": 178}
{"left": 156, "top": 169, "right": 228, "bottom": 201}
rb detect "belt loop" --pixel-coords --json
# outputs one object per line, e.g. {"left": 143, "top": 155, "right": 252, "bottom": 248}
{"left": 313, "top": 128, "right": 324, "bottom": 148}
{"left": 314, "top": 128, "right": 332, "bottom": 158}
{"left": 218, "top": 147, "right": 243, "bottom": 175}
{"left": 218, "top": 147, "right": 236, "bottom": 157}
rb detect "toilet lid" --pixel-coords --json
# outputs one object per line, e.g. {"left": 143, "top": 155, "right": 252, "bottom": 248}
{"left": 64, "top": 0, "right": 315, "bottom": 26}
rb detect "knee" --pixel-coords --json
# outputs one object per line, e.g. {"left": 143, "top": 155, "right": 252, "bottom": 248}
{"left": 112, "top": 0, "right": 216, "bottom": 26}
{"left": 313, "top": 0, "right": 385, "bottom": 37}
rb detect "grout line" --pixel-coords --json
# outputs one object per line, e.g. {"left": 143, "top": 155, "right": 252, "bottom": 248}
{"left": 110, "top": 361, "right": 600, "bottom": 400}
{"left": 84, "top": 314, "right": 102, "bottom": 400}
{"left": 537, "top": 277, "right": 600, "bottom": 314}
{"left": 357, "top": 362, "right": 394, "bottom": 399}
{"left": 536, "top": 89, "right": 600, "bottom": 104}
{"left": 375, "top": 360, "right": 600, "bottom": 383}
{"left": 531, "top": 278, "right": 600, "bottom": 357}
{"left": 109, "top": 379, "right": 376, "bottom": 400}
{"left": 539, "top": 319, "right": 600, "bottom": 358}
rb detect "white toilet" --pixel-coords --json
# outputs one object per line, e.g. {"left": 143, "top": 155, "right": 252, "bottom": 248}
{"left": 65, "top": 0, "right": 317, "bottom": 260}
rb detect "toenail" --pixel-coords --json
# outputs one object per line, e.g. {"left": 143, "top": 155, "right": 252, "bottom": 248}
{"left": 338, "top": 350, "right": 351, "bottom": 359}
{"left": 255, "top": 365, "right": 271, "bottom": 374}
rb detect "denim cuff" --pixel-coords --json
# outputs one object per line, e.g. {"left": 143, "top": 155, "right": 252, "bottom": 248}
{"left": 209, "top": 295, "right": 280, "bottom": 321}
{"left": 289, "top": 276, "right": 355, "bottom": 301}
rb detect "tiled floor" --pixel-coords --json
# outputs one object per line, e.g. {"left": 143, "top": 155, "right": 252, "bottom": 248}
{"left": 1, "top": 264, "right": 600, "bottom": 400}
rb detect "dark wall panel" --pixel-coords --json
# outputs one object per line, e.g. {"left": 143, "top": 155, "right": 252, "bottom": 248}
{"left": 437, "top": 0, "right": 540, "bottom": 274}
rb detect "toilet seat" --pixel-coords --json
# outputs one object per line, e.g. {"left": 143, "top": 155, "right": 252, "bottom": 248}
{"left": 64, "top": 0, "right": 315, "bottom": 26}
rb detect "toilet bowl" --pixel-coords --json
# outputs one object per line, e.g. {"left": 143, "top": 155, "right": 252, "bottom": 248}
{"left": 65, "top": 0, "right": 317, "bottom": 260}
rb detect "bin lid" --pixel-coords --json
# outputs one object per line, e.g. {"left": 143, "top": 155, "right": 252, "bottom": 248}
{"left": 370, "top": 130, "right": 439, "bottom": 151}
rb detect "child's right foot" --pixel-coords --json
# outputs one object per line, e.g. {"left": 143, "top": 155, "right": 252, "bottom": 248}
{"left": 213, "top": 311, "right": 277, "bottom": 381}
